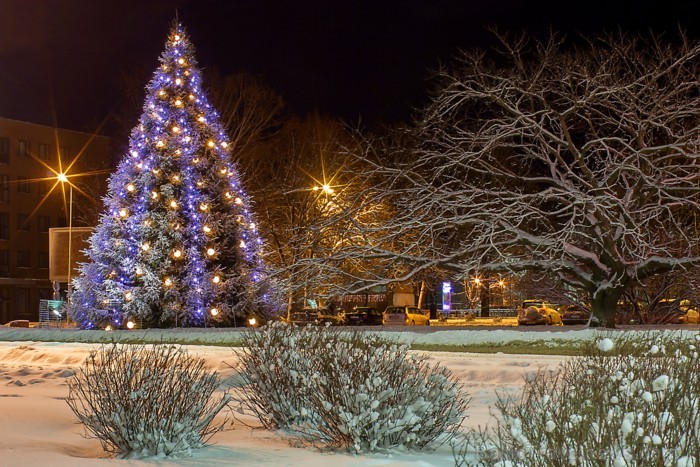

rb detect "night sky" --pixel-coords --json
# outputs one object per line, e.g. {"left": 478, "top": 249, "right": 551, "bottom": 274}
{"left": 1, "top": 0, "right": 699, "bottom": 134}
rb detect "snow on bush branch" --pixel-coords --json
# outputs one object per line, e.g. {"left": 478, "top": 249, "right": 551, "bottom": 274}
{"left": 455, "top": 332, "right": 700, "bottom": 466}
{"left": 65, "top": 343, "right": 230, "bottom": 458}
{"left": 231, "top": 322, "right": 470, "bottom": 453}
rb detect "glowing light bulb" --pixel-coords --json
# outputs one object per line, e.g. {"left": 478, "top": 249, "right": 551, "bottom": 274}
{"left": 210, "top": 307, "right": 219, "bottom": 316}
{"left": 203, "top": 225, "right": 211, "bottom": 233}
{"left": 136, "top": 162, "right": 143, "bottom": 169}
{"left": 170, "top": 200, "right": 178, "bottom": 209}
{"left": 250, "top": 223, "right": 256, "bottom": 230}
{"left": 197, "top": 115, "right": 205, "bottom": 123}
{"left": 225, "top": 192, "right": 232, "bottom": 199}
{"left": 184, "top": 136, "right": 191, "bottom": 142}
{"left": 207, "top": 248, "right": 216, "bottom": 256}
{"left": 191, "top": 157, "right": 199, "bottom": 164}
{"left": 174, "top": 34, "right": 181, "bottom": 41}
{"left": 178, "top": 58, "right": 185, "bottom": 65}
{"left": 239, "top": 240, "right": 246, "bottom": 248}
{"left": 119, "top": 208, "right": 128, "bottom": 218}
{"left": 248, "top": 317, "right": 257, "bottom": 327}
{"left": 141, "top": 243, "right": 150, "bottom": 251}
{"left": 212, "top": 275, "right": 221, "bottom": 284}
{"left": 173, "top": 249, "right": 182, "bottom": 259}
{"left": 172, "top": 126, "right": 180, "bottom": 133}
{"left": 189, "top": 94, "right": 195, "bottom": 100}
{"left": 159, "top": 90, "right": 166, "bottom": 97}
{"left": 135, "top": 267, "right": 143, "bottom": 276}
{"left": 131, "top": 150, "right": 138, "bottom": 158}
{"left": 172, "top": 175, "right": 180, "bottom": 183}
{"left": 235, "top": 197, "right": 243, "bottom": 205}
{"left": 175, "top": 78, "right": 182, "bottom": 86}
{"left": 164, "top": 277, "right": 172, "bottom": 286}
{"left": 127, "top": 184, "right": 135, "bottom": 192}
{"left": 174, "top": 99, "right": 183, "bottom": 107}
{"left": 156, "top": 140, "right": 164, "bottom": 148}
{"left": 221, "top": 141, "right": 228, "bottom": 148}
{"left": 199, "top": 203, "right": 208, "bottom": 211}
{"left": 196, "top": 180, "right": 204, "bottom": 187}
{"left": 105, "top": 325, "right": 113, "bottom": 331}
{"left": 207, "top": 140, "right": 215, "bottom": 148}
{"left": 220, "top": 168, "right": 227, "bottom": 175}
{"left": 125, "top": 291, "right": 133, "bottom": 301}
{"left": 151, "top": 191, "right": 159, "bottom": 199}
{"left": 152, "top": 168, "right": 160, "bottom": 175}
{"left": 126, "top": 320, "right": 135, "bottom": 330}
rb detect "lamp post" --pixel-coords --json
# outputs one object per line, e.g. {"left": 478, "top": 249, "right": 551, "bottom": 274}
{"left": 57, "top": 173, "right": 73, "bottom": 303}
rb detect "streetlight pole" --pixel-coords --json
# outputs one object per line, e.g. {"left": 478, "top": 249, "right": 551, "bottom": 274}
{"left": 57, "top": 173, "right": 73, "bottom": 303}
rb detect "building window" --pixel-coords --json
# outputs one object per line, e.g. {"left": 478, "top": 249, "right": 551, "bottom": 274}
{"left": 17, "top": 213, "right": 29, "bottom": 231}
{"left": 38, "top": 287, "right": 52, "bottom": 301}
{"left": 37, "top": 180, "right": 49, "bottom": 197}
{"left": 18, "top": 140, "right": 30, "bottom": 158}
{"left": 38, "top": 143, "right": 50, "bottom": 161}
{"left": 38, "top": 215, "right": 51, "bottom": 232}
{"left": 0, "top": 138, "right": 8, "bottom": 164}
{"left": 17, "top": 250, "right": 30, "bottom": 268}
{"left": 15, "top": 287, "right": 30, "bottom": 316}
{"left": 17, "top": 176, "right": 30, "bottom": 194}
{"left": 38, "top": 251, "right": 49, "bottom": 269}
{"left": 0, "top": 213, "right": 8, "bottom": 240}
{"left": 0, "top": 174, "right": 8, "bottom": 202}
{"left": 0, "top": 249, "right": 8, "bottom": 276}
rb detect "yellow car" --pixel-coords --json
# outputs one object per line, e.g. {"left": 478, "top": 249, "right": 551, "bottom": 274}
{"left": 383, "top": 306, "right": 430, "bottom": 326}
{"left": 660, "top": 299, "right": 700, "bottom": 325}
{"left": 517, "top": 300, "right": 562, "bottom": 326}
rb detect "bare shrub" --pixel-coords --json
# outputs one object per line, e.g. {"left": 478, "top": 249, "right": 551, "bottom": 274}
{"left": 65, "top": 343, "right": 230, "bottom": 459}
{"left": 232, "top": 322, "right": 469, "bottom": 453}
{"left": 455, "top": 332, "right": 700, "bottom": 466}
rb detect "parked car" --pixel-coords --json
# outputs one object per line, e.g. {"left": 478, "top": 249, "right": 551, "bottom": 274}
{"left": 383, "top": 306, "right": 430, "bottom": 326}
{"left": 558, "top": 304, "right": 591, "bottom": 325}
{"left": 287, "top": 308, "right": 320, "bottom": 326}
{"left": 518, "top": 300, "right": 562, "bottom": 325}
{"left": 659, "top": 299, "right": 700, "bottom": 325}
{"left": 317, "top": 307, "right": 346, "bottom": 326}
{"left": 345, "top": 306, "right": 383, "bottom": 326}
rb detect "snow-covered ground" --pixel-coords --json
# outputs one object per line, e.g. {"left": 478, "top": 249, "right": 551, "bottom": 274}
{"left": 0, "top": 327, "right": 694, "bottom": 466}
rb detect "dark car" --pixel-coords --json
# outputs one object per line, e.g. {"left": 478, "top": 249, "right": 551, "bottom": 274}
{"left": 317, "top": 307, "right": 346, "bottom": 326}
{"left": 558, "top": 304, "right": 591, "bottom": 325}
{"left": 288, "top": 308, "right": 320, "bottom": 326}
{"left": 344, "top": 306, "right": 383, "bottom": 326}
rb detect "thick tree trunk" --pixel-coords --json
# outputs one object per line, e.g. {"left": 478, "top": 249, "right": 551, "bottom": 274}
{"left": 480, "top": 281, "right": 490, "bottom": 317}
{"left": 590, "top": 288, "right": 625, "bottom": 328}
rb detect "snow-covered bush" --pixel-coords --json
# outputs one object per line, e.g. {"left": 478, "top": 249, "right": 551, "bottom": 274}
{"left": 455, "top": 332, "right": 700, "bottom": 466}
{"left": 65, "top": 343, "right": 230, "bottom": 458}
{"left": 232, "top": 321, "right": 469, "bottom": 452}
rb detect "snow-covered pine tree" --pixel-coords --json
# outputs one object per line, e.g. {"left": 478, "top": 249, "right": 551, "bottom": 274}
{"left": 69, "top": 22, "right": 273, "bottom": 329}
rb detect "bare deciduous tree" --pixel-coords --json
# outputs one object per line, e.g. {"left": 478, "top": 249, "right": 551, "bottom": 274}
{"left": 322, "top": 32, "right": 700, "bottom": 327}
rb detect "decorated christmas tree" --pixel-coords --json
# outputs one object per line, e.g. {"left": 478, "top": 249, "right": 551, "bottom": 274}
{"left": 69, "top": 22, "right": 273, "bottom": 329}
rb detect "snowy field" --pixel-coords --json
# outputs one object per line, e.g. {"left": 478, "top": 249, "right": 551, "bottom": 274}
{"left": 0, "top": 327, "right": 695, "bottom": 466}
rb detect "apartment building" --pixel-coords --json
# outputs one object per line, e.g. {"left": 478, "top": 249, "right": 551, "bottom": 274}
{"left": 0, "top": 117, "right": 110, "bottom": 323}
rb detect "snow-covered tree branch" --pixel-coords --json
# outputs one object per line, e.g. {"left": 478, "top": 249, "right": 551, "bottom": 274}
{"left": 314, "top": 32, "right": 700, "bottom": 326}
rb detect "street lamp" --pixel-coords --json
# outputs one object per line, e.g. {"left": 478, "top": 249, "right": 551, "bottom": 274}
{"left": 57, "top": 173, "right": 73, "bottom": 303}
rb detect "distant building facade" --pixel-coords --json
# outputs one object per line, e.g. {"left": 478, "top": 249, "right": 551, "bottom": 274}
{"left": 0, "top": 117, "right": 110, "bottom": 323}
